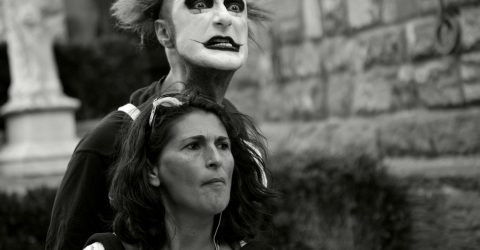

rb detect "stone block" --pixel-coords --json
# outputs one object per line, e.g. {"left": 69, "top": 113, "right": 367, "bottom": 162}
{"left": 320, "top": 0, "right": 348, "bottom": 35}
{"left": 0, "top": 1, "right": 5, "bottom": 42}
{"left": 346, "top": 0, "right": 381, "bottom": 29}
{"left": 405, "top": 16, "right": 439, "bottom": 59}
{"left": 326, "top": 73, "right": 354, "bottom": 117}
{"left": 352, "top": 67, "right": 398, "bottom": 114}
{"left": 460, "top": 51, "right": 480, "bottom": 102}
{"left": 320, "top": 37, "right": 367, "bottom": 74}
{"left": 444, "top": 0, "right": 480, "bottom": 7}
{"left": 392, "top": 65, "right": 419, "bottom": 110}
{"left": 260, "top": 118, "right": 379, "bottom": 157}
{"left": 277, "top": 41, "right": 322, "bottom": 80}
{"left": 302, "top": 0, "right": 323, "bottom": 39}
{"left": 328, "top": 119, "right": 379, "bottom": 156}
{"left": 460, "top": 51, "right": 480, "bottom": 82}
{"left": 270, "top": 0, "right": 303, "bottom": 44}
{"left": 263, "top": 77, "right": 326, "bottom": 121}
{"left": 358, "top": 26, "right": 406, "bottom": 68}
{"left": 414, "top": 57, "right": 464, "bottom": 107}
{"left": 410, "top": 56, "right": 464, "bottom": 107}
{"left": 417, "top": 0, "right": 441, "bottom": 14}
{"left": 463, "top": 83, "right": 480, "bottom": 103}
{"left": 383, "top": 0, "right": 421, "bottom": 23}
{"left": 460, "top": 6, "right": 480, "bottom": 49}
{"left": 378, "top": 108, "right": 480, "bottom": 157}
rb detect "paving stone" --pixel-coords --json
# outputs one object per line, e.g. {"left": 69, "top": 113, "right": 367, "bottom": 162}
{"left": 320, "top": 0, "right": 348, "bottom": 35}
{"left": 270, "top": 0, "right": 303, "bottom": 44}
{"left": 346, "top": 0, "right": 382, "bottom": 29}
{"left": 277, "top": 41, "right": 323, "bottom": 80}
{"left": 352, "top": 67, "right": 398, "bottom": 114}
{"left": 302, "top": 0, "right": 323, "bottom": 39}
{"left": 378, "top": 108, "right": 480, "bottom": 157}
{"left": 383, "top": 0, "right": 420, "bottom": 23}
{"left": 326, "top": 73, "right": 354, "bottom": 117}
{"left": 358, "top": 26, "right": 406, "bottom": 68}
{"left": 413, "top": 57, "right": 464, "bottom": 107}
{"left": 405, "top": 16, "right": 439, "bottom": 59}
{"left": 459, "top": 6, "right": 480, "bottom": 49}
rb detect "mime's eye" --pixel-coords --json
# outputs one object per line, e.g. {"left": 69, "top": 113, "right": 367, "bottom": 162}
{"left": 225, "top": 0, "right": 245, "bottom": 13}
{"left": 185, "top": 0, "right": 212, "bottom": 11}
{"left": 193, "top": 0, "right": 208, "bottom": 9}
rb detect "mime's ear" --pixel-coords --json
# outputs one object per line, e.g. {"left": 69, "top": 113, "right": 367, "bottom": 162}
{"left": 148, "top": 166, "right": 161, "bottom": 187}
{"left": 154, "top": 19, "right": 174, "bottom": 48}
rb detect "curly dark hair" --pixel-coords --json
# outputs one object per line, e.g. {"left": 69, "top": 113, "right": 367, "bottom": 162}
{"left": 110, "top": 0, "right": 270, "bottom": 45}
{"left": 109, "top": 94, "right": 275, "bottom": 249}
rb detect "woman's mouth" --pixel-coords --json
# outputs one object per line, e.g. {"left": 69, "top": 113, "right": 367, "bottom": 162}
{"left": 203, "top": 177, "right": 226, "bottom": 186}
{"left": 202, "top": 36, "right": 241, "bottom": 52}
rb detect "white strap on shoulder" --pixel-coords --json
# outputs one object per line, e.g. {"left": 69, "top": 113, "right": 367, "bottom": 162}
{"left": 83, "top": 242, "right": 105, "bottom": 250}
{"left": 118, "top": 103, "right": 141, "bottom": 120}
{"left": 240, "top": 240, "right": 248, "bottom": 247}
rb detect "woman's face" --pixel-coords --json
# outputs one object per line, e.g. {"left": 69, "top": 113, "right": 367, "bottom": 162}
{"left": 152, "top": 109, "right": 234, "bottom": 216}
{"left": 168, "top": 0, "right": 249, "bottom": 70}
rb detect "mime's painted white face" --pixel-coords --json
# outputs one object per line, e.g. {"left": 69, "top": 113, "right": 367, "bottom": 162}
{"left": 169, "top": 0, "right": 249, "bottom": 70}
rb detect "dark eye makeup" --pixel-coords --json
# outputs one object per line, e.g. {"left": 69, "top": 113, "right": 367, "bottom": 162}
{"left": 185, "top": 0, "right": 213, "bottom": 10}
{"left": 225, "top": 0, "right": 245, "bottom": 13}
{"left": 185, "top": 0, "right": 245, "bottom": 13}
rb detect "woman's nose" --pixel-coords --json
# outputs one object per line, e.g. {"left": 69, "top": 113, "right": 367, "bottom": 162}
{"left": 205, "top": 146, "right": 222, "bottom": 169}
{"left": 212, "top": 5, "right": 232, "bottom": 28}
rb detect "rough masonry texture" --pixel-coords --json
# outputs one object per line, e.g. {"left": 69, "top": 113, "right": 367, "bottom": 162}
{"left": 231, "top": 0, "right": 480, "bottom": 172}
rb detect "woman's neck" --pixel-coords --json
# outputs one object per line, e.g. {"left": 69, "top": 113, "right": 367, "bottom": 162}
{"left": 163, "top": 212, "right": 217, "bottom": 250}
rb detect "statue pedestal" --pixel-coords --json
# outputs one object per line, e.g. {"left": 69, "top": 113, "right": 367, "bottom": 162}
{"left": 0, "top": 96, "right": 79, "bottom": 193}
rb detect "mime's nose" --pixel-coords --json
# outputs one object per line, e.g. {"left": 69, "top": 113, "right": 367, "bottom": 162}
{"left": 213, "top": 5, "right": 232, "bottom": 28}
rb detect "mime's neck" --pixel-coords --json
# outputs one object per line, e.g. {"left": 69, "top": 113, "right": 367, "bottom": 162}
{"left": 185, "top": 65, "right": 235, "bottom": 104}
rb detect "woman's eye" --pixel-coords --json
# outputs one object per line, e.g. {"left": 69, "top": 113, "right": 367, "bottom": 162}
{"left": 185, "top": 143, "right": 200, "bottom": 150}
{"left": 218, "top": 142, "right": 230, "bottom": 150}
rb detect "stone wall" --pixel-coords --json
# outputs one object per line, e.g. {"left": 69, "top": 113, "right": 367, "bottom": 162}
{"left": 232, "top": 0, "right": 480, "bottom": 176}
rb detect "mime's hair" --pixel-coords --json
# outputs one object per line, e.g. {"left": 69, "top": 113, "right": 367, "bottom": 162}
{"left": 110, "top": 0, "right": 270, "bottom": 46}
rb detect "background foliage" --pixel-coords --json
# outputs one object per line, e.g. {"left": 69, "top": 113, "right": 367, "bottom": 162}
{"left": 0, "top": 155, "right": 417, "bottom": 250}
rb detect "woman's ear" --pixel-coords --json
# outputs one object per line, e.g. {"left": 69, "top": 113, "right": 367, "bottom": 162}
{"left": 148, "top": 166, "right": 161, "bottom": 187}
{"left": 154, "top": 19, "right": 174, "bottom": 48}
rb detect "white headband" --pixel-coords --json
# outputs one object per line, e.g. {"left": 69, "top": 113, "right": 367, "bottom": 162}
{"left": 149, "top": 97, "right": 183, "bottom": 126}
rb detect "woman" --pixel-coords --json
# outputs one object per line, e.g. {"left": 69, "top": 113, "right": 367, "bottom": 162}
{"left": 83, "top": 94, "right": 275, "bottom": 250}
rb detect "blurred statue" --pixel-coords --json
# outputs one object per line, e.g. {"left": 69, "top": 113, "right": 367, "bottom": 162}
{"left": 46, "top": 1, "right": 271, "bottom": 249}
{"left": 2, "top": 0, "right": 72, "bottom": 112}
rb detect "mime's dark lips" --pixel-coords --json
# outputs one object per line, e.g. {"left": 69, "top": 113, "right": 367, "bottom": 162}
{"left": 203, "top": 36, "right": 241, "bottom": 52}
